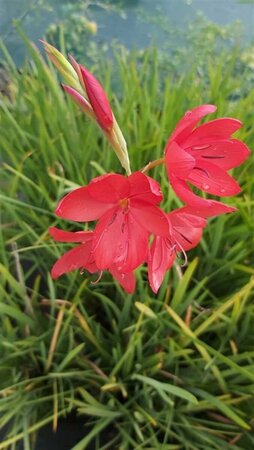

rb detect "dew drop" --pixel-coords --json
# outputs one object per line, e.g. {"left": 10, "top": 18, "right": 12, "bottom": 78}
{"left": 121, "top": 274, "right": 125, "bottom": 279}
{"left": 202, "top": 183, "right": 210, "bottom": 190}
{"left": 220, "top": 188, "right": 226, "bottom": 194}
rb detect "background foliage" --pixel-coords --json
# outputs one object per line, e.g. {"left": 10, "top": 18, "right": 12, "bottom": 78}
{"left": 0, "top": 14, "right": 254, "bottom": 450}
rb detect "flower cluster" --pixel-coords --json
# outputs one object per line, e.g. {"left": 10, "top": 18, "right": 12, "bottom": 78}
{"left": 44, "top": 43, "right": 250, "bottom": 293}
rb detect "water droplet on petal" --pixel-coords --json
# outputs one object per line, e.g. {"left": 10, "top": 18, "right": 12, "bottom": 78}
{"left": 202, "top": 183, "right": 210, "bottom": 190}
{"left": 121, "top": 274, "right": 125, "bottom": 279}
{"left": 220, "top": 188, "right": 226, "bottom": 193}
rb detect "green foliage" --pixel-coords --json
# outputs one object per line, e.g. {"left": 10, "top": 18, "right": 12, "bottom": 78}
{"left": 0, "top": 27, "right": 254, "bottom": 449}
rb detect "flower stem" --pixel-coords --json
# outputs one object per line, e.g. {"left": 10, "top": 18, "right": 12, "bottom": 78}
{"left": 141, "top": 157, "right": 165, "bottom": 174}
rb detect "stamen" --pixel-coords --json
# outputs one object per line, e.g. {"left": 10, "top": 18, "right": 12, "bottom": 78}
{"left": 119, "top": 198, "right": 129, "bottom": 209}
{"left": 175, "top": 239, "right": 188, "bottom": 267}
{"left": 91, "top": 270, "right": 103, "bottom": 285}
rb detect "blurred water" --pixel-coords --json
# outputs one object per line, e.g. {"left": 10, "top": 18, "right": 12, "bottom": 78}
{"left": 0, "top": 0, "right": 254, "bottom": 65}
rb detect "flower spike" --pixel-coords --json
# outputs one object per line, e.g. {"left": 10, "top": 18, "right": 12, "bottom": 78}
{"left": 44, "top": 39, "right": 250, "bottom": 293}
{"left": 42, "top": 42, "right": 131, "bottom": 174}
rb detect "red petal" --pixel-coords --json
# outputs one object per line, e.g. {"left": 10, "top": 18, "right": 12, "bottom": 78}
{"left": 51, "top": 242, "right": 94, "bottom": 279}
{"left": 130, "top": 201, "right": 171, "bottom": 237}
{"left": 167, "top": 208, "right": 206, "bottom": 251}
{"left": 148, "top": 236, "right": 175, "bottom": 294}
{"left": 89, "top": 173, "right": 129, "bottom": 203}
{"left": 92, "top": 207, "right": 123, "bottom": 269}
{"left": 109, "top": 266, "right": 136, "bottom": 293}
{"left": 169, "top": 175, "right": 212, "bottom": 208}
{"left": 173, "top": 226, "right": 203, "bottom": 251}
{"left": 93, "top": 208, "right": 149, "bottom": 272}
{"left": 49, "top": 227, "right": 93, "bottom": 242}
{"left": 165, "top": 141, "right": 195, "bottom": 177}
{"left": 128, "top": 171, "right": 163, "bottom": 204}
{"left": 187, "top": 160, "right": 241, "bottom": 196}
{"left": 168, "top": 208, "right": 206, "bottom": 229}
{"left": 79, "top": 65, "right": 113, "bottom": 131}
{"left": 55, "top": 186, "right": 113, "bottom": 222}
{"left": 182, "top": 201, "right": 237, "bottom": 217}
{"left": 168, "top": 104, "right": 217, "bottom": 144}
{"left": 183, "top": 118, "right": 242, "bottom": 147}
{"left": 190, "top": 139, "right": 250, "bottom": 170}
{"left": 117, "top": 214, "right": 149, "bottom": 273}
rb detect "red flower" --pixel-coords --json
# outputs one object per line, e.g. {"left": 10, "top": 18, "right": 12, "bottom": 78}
{"left": 165, "top": 105, "right": 250, "bottom": 209}
{"left": 54, "top": 171, "right": 170, "bottom": 275}
{"left": 49, "top": 227, "right": 136, "bottom": 294}
{"left": 148, "top": 207, "right": 207, "bottom": 293}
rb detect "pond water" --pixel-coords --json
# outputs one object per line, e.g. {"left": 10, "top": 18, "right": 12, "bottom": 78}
{"left": 0, "top": 0, "right": 254, "bottom": 65}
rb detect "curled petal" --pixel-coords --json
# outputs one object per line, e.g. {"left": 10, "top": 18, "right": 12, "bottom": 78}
{"left": 170, "top": 175, "right": 236, "bottom": 214}
{"left": 168, "top": 174, "right": 212, "bottom": 208}
{"left": 49, "top": 227, "right": 93, "bottom": 242}
{"left": 51, "top": 242, "right": 94, "bottom": 279}
{"left": 182, "top": 201, "right": 237, "bottom": 217}
{"left": 79, "top": 64, "right": 113, "bottom": 131}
